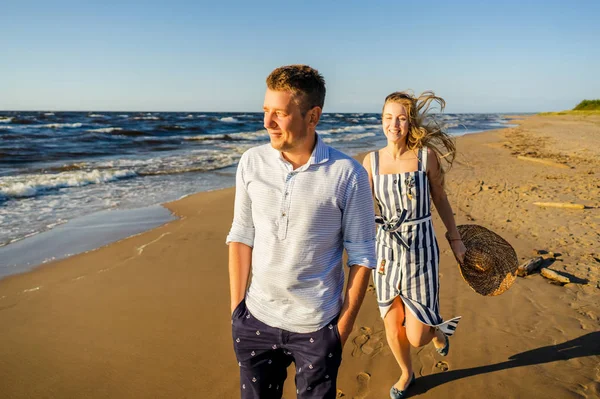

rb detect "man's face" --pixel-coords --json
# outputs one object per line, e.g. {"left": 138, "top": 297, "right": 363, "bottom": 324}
{"left": 263, "top": 89, "right": 311, "bottom": 153}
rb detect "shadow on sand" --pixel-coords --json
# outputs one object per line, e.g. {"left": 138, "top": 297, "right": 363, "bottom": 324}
{"left": 413, "top": 332, "right": 600, "bottom": 395}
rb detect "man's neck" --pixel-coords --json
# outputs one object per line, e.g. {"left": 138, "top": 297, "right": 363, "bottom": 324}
{"left": 282, "top": 134, "right": 317, "bottom": 170}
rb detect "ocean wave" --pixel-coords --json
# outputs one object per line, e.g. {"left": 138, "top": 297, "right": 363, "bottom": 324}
{"left": 322, "top": 132, "right": 376, "bottom": 143}
{"left": 185, "top": 130, "right": 266, "bottom": 142}
{"left": 42, "top": 163, "right": 91, "bottom": 173}
{"left": 319, "top": 124, "right": 380, "bottom": 135}
{"left": 44, "top": 112, "right": 55, "bottom": 116}
{"left": 0, "top": 169, "right": 137, "bottom": 200}
{"left": 219, "top": 117, "right": 240, "bottom": 123}
{"left": 0, "top": 117, "right": 13, "bottom": 123}
{"left": 88, "top": 114, "right": 105, "bottom": 117}
{"left": 87, "top": 127, "right": 123, "bottom": 133}
{"left": 93, "top": 152, "right": 239, "bottom": 176}
{"left": 185, "top": 134, "right": 241, "bottom": 142}
{"left": 10, "top": 118, "right": 37, "bottom": 125}
{"left": 33, "top": 123, "right": 83, "bottom": 129}
{"left": 157, "top": 125, "right": 186, "bottom": 131}
{"left": 110, "top": 129, "right": 146, "bottom": 136}
{"left": 133, "top": 115, "right": 161, "bottom": 120}
{"left": 0, "top": 125, "right": 12, "bottom": 130}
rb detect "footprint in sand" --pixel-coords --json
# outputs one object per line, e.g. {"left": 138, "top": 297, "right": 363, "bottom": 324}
{"left": 353, "top": 372, "right": 371, "bottom": 399}
{"left": 435, "top": 361, "right": 449, "bottom": 372}
{"left": 351, "top": 327, "right": 385, "bottom": 358}
{"left": 336, "top": 389, "right": 345, "bottom": 397}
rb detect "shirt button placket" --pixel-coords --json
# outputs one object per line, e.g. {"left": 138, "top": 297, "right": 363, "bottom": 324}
{"left": 278, "top": 172, "right": 295, "bottom": 240}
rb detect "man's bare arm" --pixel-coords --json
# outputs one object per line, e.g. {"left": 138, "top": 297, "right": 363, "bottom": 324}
{"left": 229, "top": 242, "right": 252, "bottom": 314}
{"left": 337, "top": 265, "right": 371, "bottom": 346}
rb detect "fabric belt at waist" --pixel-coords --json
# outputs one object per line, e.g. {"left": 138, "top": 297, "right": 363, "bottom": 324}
{"left": 375, "top": 212, "right": 432, "bottom": 250}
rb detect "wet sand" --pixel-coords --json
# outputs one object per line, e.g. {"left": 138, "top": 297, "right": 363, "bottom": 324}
{"left": 0, "top": 114, "right": 599, "bottom": 398}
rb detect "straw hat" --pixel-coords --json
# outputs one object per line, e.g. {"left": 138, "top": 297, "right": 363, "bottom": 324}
{"left": 446, "top": 224, "right": 518, "bottom": 296}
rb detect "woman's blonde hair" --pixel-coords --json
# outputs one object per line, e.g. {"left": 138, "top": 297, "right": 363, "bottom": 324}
{"left": 383, "top": 90, "right": 456, "bottom": 180}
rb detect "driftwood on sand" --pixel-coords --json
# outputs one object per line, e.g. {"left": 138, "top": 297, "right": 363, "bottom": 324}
{"left": 517, "top": 256, "right": 544, "bottom": 277}
{"left": 540, "top": 268, "right": 570, "bottom": 285}
{"left": 517, "top": 156, "right": 570, "bottom": 169}
{"left": 533, "top": 202, "right": 586, "bottom": 210}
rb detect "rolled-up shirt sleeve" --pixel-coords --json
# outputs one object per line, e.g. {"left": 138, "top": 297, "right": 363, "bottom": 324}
{"left": 342, "top": 167, "right": 376, "bottom": 268}
{"left": 225, "top": 152, "right": 255, "bottom": 247}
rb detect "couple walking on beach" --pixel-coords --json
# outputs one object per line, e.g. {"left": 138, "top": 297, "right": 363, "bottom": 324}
{"left": 226, "top": 65, "right": 466, "bottom": 399}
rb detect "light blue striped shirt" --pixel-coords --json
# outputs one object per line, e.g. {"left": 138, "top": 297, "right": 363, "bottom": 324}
{"left": 226, "top": 135, "right": 376, "bottom": 333}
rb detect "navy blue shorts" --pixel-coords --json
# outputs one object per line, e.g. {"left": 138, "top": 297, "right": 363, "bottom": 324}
{"left": 231, "top": 299, "right": 343, "bottom": 398}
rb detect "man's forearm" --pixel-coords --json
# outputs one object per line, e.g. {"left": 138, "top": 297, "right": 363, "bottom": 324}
{"left": 338, "top": 265, "right": 372, "bottom": 344}
{"left": 229, "top": 242, "right": 252, "bottom": 313}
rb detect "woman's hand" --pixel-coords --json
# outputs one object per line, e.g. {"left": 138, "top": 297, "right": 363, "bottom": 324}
{"left": 450, "top": 239, "right": 467, "bottom": 264}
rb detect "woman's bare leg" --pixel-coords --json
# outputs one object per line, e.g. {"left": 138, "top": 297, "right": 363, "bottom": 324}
{"left": 383, "top": 297, "right": 413, "bottom": 390}
{"left": 404, "top": 308, "right": 446, "bottom": 349}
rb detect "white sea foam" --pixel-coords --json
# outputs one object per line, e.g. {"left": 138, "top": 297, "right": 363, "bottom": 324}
{"left": 88, "top": 114, "right": 106, "bottom": 118}
{"left": 44, "top": 112, "right": 55, "bottom": 116}
{"left": 185, "top": 130, "right": 267, "bottom": 142}
{"left": 219, "top": 117, "right": 240, "bottom": 123}
{"left": 0, "top": 169, "right": 137, "bottom": 199}
{"left": 33, "top": 123, "right": 83, "bottom": 129}
{"left": 92, "top": 151, "right": 240, "bottom": 176}
{"left": 0, "top": 117, "right": 13, "bottom": 123}
{"left": 0, "top": 125, "right": 12, "bottom": 130}
{"left": 87, "top": 127, "right": 123, "bottom": 133}
{"left": 133, "top": 116, "right": 160, "bottom": 120}
{"left": 319, "top": 124, "right": 380, "bottom": 135}
{"left": 236, "top": 130, "right": 268, "bottom": 140}
{"left": 322, "top": 132, "right": 376, "bottom": 143}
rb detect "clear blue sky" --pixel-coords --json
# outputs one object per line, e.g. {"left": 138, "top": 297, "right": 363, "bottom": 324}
{"left": 1, "top": 0, "right": 599, "bottom": 113}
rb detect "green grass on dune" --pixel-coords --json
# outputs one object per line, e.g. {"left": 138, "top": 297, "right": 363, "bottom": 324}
{"left": 573, "top": 99, "right": 600, "bottom": 111}
{"left": 539, "top": 99, "right": 600, "bottom": 116}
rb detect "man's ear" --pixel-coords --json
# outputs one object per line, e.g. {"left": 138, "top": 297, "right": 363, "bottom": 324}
{"left": 307, "top": 107, "right": 322, "bottom": 127}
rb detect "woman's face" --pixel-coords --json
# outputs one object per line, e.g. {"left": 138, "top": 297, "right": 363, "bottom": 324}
{"left": 382, "top": 101, "right": 409, "bottom": 144}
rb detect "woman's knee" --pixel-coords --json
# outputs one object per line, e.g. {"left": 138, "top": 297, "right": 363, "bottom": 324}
{"left": 383, "top": 301, "right": 405, "bottom": 336}
{"left": 406, "top": 327, "right": 432, "bottom": 348}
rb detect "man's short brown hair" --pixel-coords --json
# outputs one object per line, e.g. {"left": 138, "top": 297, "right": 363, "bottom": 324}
{"left": 266, "top": 65, "right": 326, "bottom": 114}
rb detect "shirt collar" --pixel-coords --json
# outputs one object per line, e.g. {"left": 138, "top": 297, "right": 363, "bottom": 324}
{"left": 271, "top": 133, "right": 330, "bottom": 168}
{"left": 308, "top": 133, "right": 330, "bottom": 166}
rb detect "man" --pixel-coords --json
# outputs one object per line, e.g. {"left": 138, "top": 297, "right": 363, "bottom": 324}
{"left": 226, "top": 64, "right": 376, "bottom": 398}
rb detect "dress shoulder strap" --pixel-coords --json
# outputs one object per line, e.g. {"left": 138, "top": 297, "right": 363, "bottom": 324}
{"left": 371, "top": 151, "right": 380, "bottom": 175}
{"left": 419, "top": 147, "right": 428, "bottom": 172}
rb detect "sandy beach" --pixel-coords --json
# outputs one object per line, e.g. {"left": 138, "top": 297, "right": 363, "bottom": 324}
{"left": 1, "top": 114, "right": 599, "bottom": 398}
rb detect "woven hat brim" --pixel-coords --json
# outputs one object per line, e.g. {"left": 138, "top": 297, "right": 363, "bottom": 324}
{"left": 448, "top": 225, "right": 518, "bottom": 296}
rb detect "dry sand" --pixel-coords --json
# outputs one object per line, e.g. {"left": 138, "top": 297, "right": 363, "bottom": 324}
{"left": 1, "top": 114, "right": 599, "bottom": 398}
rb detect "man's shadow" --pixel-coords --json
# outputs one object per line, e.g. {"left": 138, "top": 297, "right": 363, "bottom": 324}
{"left": 412, "top": 332, "right": 600, "bottom": 395}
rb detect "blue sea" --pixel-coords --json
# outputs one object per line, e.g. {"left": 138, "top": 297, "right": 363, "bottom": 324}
{"left": 0, "top": 111, "right": 513, "bottom": 257}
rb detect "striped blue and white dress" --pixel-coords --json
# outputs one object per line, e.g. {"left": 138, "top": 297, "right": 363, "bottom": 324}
{"left": 371, "top": 148, "right": 461, "bottom": 336}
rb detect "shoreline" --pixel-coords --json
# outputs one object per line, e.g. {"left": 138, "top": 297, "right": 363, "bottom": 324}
{"left": 0, "top": 205, "right": 175, "bottom": 279}
{"left": 0, "top": 126, "right": 513, "bottom": 282}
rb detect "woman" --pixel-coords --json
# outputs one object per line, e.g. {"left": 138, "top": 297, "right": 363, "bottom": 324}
{"left": 362, "top": 91, "right": 466, "bottom": 399}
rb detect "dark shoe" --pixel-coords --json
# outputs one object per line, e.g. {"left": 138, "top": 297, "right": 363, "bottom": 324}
{"left": 389, "top": 373, "right": 415, "bottom": 399}
{"left": 435, "top": 330, "right": 450, "bottom": 356}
